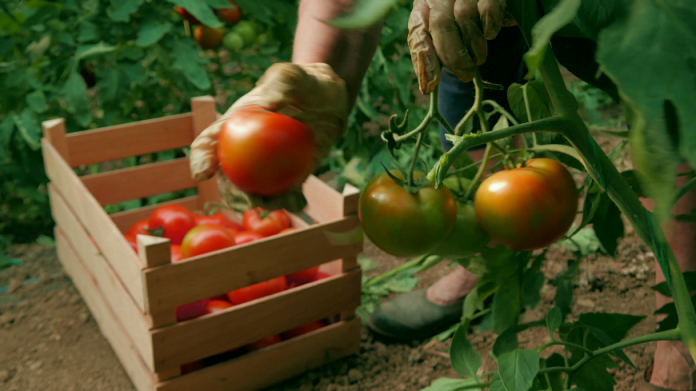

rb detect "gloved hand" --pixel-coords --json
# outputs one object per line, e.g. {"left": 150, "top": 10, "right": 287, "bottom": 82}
{"left": 190, "top": 63, "right": 348, "bottom": 213}
{"left": 408, "top": 0, "right": 517, "bottom": 94}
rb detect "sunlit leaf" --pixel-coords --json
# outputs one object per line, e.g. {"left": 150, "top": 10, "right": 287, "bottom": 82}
{"left": 137, "top": 20, "right": 171, "bottom": 47}
{"left": 75, "top": 42, "right": 117, "bottom": 61}
{"left": 494, "top": 349, "right": 540, "bottom": 391}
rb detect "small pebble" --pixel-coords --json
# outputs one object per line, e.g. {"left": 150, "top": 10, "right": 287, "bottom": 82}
{"left": 577, "top": 299, "right": 595, "bottom": 308}
{"left": 348, "top": 368, "right": 364, "bottom": 383}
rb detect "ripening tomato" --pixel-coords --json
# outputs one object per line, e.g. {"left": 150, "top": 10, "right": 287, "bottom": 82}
{"left": 174, "top": 6, "right": 200, "bottom": 24}
{"left": 227, "top": 276, "right": 287, "bottom": 305}
{"left": 282, "top": 320, "right": 327, "bottom": 339}
{"left": 206, "top": 300, "right": 233, "bottom": 314}
{"left": 148, "top": 205, "right": 196, "bottom": 245}
{"left": 170, "top": 245, "right": 182, "bottom": 263}
{"left": 194, "top": 212, "right": 242, "bottom": 232}
{"left": 247, "top": 335, "right": 282, "bottom": 352}
{"left": 194, "top": 26, "right": 225, "bottom": 50}
{"left": 432, "top": 202, "right": 490, "bottom": 258}
{"left": 218, "top": 0, "right": 241, "bottom": 23}
{"left": 359, "top": 171, "right": 457, "bottom": 257}
{"left": 242, "top": 207, "right": 291, "bottom": 237}
{"left": 177, "top": 299, "right": 210, "bottom": 322}
{"left": 234, "top": 231, "right": 264, "bottom": 245}
{"left": 124, "top": 234, "right": 138, "bottom": 253}
{"left": 287, "top": 266, "right": 320, "bottom": 285}
{"left": 126, "top": 220, "right": 150, "bottom": 236}
{"left": 474, "top": 158, "right": 578, "bottom": 251}
{"left": 180, "top": 224, "right": 236, "bottom": 259}
{"left": 218, "top": 106, "right": 316, "bottom": 196}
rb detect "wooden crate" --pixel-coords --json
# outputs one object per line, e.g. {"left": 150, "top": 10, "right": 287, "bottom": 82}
{"left": 42, "top": 96, "right": 363, "bottom": 391}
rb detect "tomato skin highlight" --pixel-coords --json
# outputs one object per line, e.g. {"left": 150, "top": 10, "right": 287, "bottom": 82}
{"left": 359, "top": 171, "right": 457, "bottom": 257}
{"left": 217, "top": 106, "right": 316, "bottom": 196}
{"left": 148, "top": 205, "right": 196, "bottom": 245}
{"left": 234, "top": 231, "right": 265, "bottom": 245}
{"left": 246, "top": 335, "right": 282, "bottom": 352}
{"left": 227, "top": 276, "right": 287, "bottom": 305}
{"left": 180, "top": 224, "right": 237, "bottom": 259}
{"left": 242, "top": 208, "right": 291, "bottom": 237}
{"left": 206, "top": 300, "right": 233, "bottom": 314}
{"left": 282, "top": 320, "right": 327, "bottom": 339}
{"left": 432, "top": 202, "right": 490, "bottom": 258}
{"left": 474, "top": 158, "right": 578, "bottom": 251}
{"left": 126, "top": 220, "right": 150, "bottom": 236}
{"left": 194, "top": 212, "right": 242, "bottom": 232}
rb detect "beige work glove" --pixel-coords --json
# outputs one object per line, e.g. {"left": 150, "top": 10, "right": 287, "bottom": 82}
{"left": 190, "top": 63, "right": 348, "bottom": 213}
{"left": 408, "top": 0, "right": 517, "bottom": 94}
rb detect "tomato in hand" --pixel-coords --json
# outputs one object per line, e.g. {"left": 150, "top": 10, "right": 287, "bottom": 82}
{"left": 242, "top": 207, "right": 291, "bottom": 237}
{"left": 170, "top": 245, "right": 182, "bottom": 263}
{"left": 194, "top": 26, "right": 225, "bottom": 50}
{"left": 218, "top": 106, "right": 315, "bottom": 196}
{"left": 218, "top": 0, "right": 241, "bottom": 23}
{"left": 227, "top": 276, "right": 287, "bottom": 305}
{"left": 359, "top": 171, "right": 457, "bottom": 257}
{"left": 432, "top": 201, "right": 490, "bottom": 258}
{"left": 126, "top": 220, "right": 150, "bottom": 236}
{"left": 474, "top": 158, "right": 578, "bottom": 251}
{"left": 234, "top": 231, "right": 264, "bottom": 245}
{"left": 176, "top": 299, "right": 210, "bottom": 322}
{"left": 148, "top": 205, "right": 196, "bottom": 245}
{"left": 287, "top": 266, "right": 320, "bottom": 286}
{"left": 206, "top": 300, "right": 233, "bottom": 314}
{"left": 174, "top": 6, "right": 200, "bottom": 24}
{"left": 282, "top": 320, "right": 327, "bottom": 339}
{"left": 180, "top": 224, "right": 236, "bottom": 259}
{"left": 246, "top": 335, "right": 282, "bottom": 352}
{"left": 124, "top": 234, "right": 138, "bottom": 253}
{"left": 194, "top": 212, "right": 242, "bottom": 232}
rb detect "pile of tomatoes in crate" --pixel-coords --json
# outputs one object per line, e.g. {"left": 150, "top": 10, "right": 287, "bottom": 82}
{"left": 123, "top": 204, "right": 331, "bottom": 368}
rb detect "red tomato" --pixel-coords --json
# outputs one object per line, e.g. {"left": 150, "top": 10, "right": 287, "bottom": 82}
{"left": 287, "top": 266, "right": 320, "bottom": 285}
{"left": 176, "top": 299, "right": 210, "bottom": 322}
{"left": 282, "top": 320, "right": 327, "bottom": 339}
{"left": 171, "top": 245, "right": 182, "bottom": 263}
{"left": 219, "top": 0, "right": 241, "bottom": 23}
{"left": 181, "top": 361, "right": 203, "bottom": 375}
{"left": 242, "top": 207, "right": 291, "bottom": 237}
{"left": 194, "top": 212, "right": 242, "bottom": 232}
{"left": 234, "top": 231, "right": 264, "bottom": 245}
{"left": 194, "top": 26, "right": 226, "bottom": 50}
{"left": 206, "top": 300, "right": 233, "bottom": 314}
{"left": 180, "top": 224, "right": 236, "bottom": 259}
{"left": 175, "top": 6, "right": 200, "bottom": 24}
{"left": 148, "top": 205, "right": 196, "bottom": 245}
{"left": 210, "top": 294, "right": 229, "bottom": 301}
{"left": 124, "top": 234, "right": 138, "bottom": 253}
{"left": 227, "top": 276, "right": 287, "bottom": 305}
{"left": 246, "top": 335, "right": 282, "bottom": 352}
{"left": 126, "top": 220, "right": 150, "bottom": 236}
{"left": 313, "top": 271, "right": 333, "bottom": 282}
{"left": 218, "top": 106, "right": 316, "bottom": 196}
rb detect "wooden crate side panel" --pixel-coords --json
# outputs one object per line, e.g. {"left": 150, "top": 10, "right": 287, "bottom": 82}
{"left": 110, "top": 196, "right": 199, "bottom": 233}
{"left": 43, "top": 139, "right": 146, "bottom": 310}
{"left": 65, "top": 113, "right": 194, "bottom": 167}
{"left": 151, "top": 269, "right": 361, "bottom": 370}
{"left": 49, "top": 186, "right": 154, "bottom": 369}
{"left": 143, "top": 216, "right": 362, "bottom": 313}
{"left": 55, "top": 230, "right": 154, "bottom": 391}
{"left": 156, "top": 318, "right": 361, "bottom": 391}
{"left": 191, "top": 97, "right": 220, "bottom": 209}
{"left": 302, "top": 176, "right": 344, "bottom": 223}
{"left": 81, "top": 158, "right": 196, "bottom": 206}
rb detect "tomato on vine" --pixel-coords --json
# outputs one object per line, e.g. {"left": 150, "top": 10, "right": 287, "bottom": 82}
{"left": 227, "top": 276, "right": 287, "bottom": 305}
{"left": 194, "top": 26, "right": 225, "bottom": 50}
{"left": 433, "top": 201, "right": 490, "bottom": 258}
{"left": 218, "top": 106, "right": 315, "bottom": 196}
{"left": 180, "top": 224, "right": 237, "bottom": 259}
{"left": 242, "top": 207, "right": 291, "bottom": 237}
{"left": 174, "top": 6, "right": 200, "bottom": 24}
{"left": 218, "top": 1, "right": 241, "bottom": 24}
{"left": 474, "top": 158, "right": 578, "bottom": 251}
{"left": 148, "top": 205, "right": 196, "bottom": 245}
{"left": 359, "top": 171, "right": 457, "bottom": 257}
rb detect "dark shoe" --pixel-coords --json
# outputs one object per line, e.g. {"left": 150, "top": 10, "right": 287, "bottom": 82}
{"left": 365, "top": 289, "right": 463, "bottom": 341}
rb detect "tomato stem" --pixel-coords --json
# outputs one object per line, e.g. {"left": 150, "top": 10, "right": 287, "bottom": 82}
{"left": 464, "top": 69, "right": 494, "bottom": 200}
{"left": 522, "top": 84, "right": 538, "bottom": 148}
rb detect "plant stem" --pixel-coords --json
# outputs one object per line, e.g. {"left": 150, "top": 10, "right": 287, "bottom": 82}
{"left": 364, "top": 254, "right": 427, "bottom": 288}
{"left": 538, "top": 341, "right": 593, "bottom": 355}
{"left": 455, "top": 106, "right": 477, "bottom": 136}
{"left": 464, "top": 69, "right": 494, "bottom": 200}
{"left": 675, "top": 176, "right": 696, "bottom": 204}
{"left": 522, "top": 84, "right": 539, "bottom": 147}
{"left": 408, "top": 131, "right": 425, "bottom": 187}
{"left": 482, "top": 100, "right": 520, "bottom": 125}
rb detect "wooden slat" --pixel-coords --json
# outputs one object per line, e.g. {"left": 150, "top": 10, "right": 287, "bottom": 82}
{"left": 156, "top": 318, "right": 361, "bottom": 391}
{"left": 42, "top": 118, "right": 70, "bottom": 162}
{"left": 143, "top": 216, "right": 362, "bottom": 313}
{"left": 65, "top": 113, "right": 194, "bottom": 167}
{"left": 302, "top": 176, "right": 344, "bottom": 223}
{"left": 56, "top": 229, "right": 155, "bottom": 391}
{"left": 43, "top": 139, "right": 146, "bottom": 310}
{"left": 191, "top": 97, "right": 220, "bottom": 209}
{"left": 49, "top": 185, "right": 154, "bottom": 370}
{"left": 138, "top": 235, "right": 172, "bottom": 268}
{"left": 110, "top": 196, "right": 199, "bottom": 233}
{"left": 342, "top": 184, "right": 360, "bottom": 216}
{"left": 81, "top": 158, "right": 196, "bottom": 206}
{"left": 150, "top": 270, "right": 361, "bottom": 370}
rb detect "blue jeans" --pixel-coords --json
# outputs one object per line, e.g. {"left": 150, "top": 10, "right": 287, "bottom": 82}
{"left": 439, "top": 27, "right": 528, "bottom": 152}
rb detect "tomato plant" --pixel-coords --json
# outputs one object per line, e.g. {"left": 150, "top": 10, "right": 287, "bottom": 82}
{"left": 282, "top": 320, "right": 327, "bottom": 339}
{"left": 234, "top": 231, "right": 265, "bottom": 245}
{"left": 246, "top": 335, "right": 282, "bottom": 352}
{"left": 242, "top": 207, "right": 291, "bottom": 237}
{"left": 227, "top": 276, "right": 287, "bottom": 305}
{"left": 194, "top": 26, "right": 225, "bottom": 50}
{"left": 148, "top": 205, "right": 196, "bottom": 245}
{"left": 359, "top": 171, "right": 457, "bottom": 257}
{"left": 218, "top": 106, "right": 316, "bottom": 196}
{"left": 180, "top": 224, "right": 237, "bottom": 259}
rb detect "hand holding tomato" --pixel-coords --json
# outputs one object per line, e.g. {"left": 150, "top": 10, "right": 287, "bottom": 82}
{"left": 189, "top": 63, "right": 349, "bottom": 212}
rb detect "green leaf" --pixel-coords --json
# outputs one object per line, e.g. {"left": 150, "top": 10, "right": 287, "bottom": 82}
{"left": 357, "top": 256, "right": 378, "bottom": 272}
{"left": 592, "top": 194, "right": 624, "bottom": 256}
{"left": 75, "top": 42, "right": 117, "bottom": 61}
{"left": 463, "top": 287, "right": 484, "bottom": 321}
{"left": 578, "top": 312, "right": 644, "bottom": 342}
{"left": 421, "top": 378, "right": 483, "bottom": 391}
{"left": 120, "top": 62, "right": 147, "bottom": 84}
{"left": 167, "top": 0, "right": 223, "bottom": 28}
{"left": 524, "top": 0, "right": 581, "bottom": 77}
{"left": 62, "top": 72, "right": 89, "bottom": 114}
{"left": 492, "top": 275, "right": 521, "bottom": 334}
{"left": 493, "top": 327, "right": 519, "bottom": 358}
{"left": 522, "top": 254, "right": 544, "bottom": 309}
{"left": 545, "top": 307, "right": 562, "bottom": 338}
{"left": 78, "top": 21, "right": 99, "bottom": 42}
{"left": 508, "top": 81, "right": 554, "bottom": 124}
{"left": 564, "top": 325, "right": 617, "bottom": 391}
{"left": 450, "top": 324, "right": 482, "bottom": 378}
{"left": 106, "top": 0, "right": 144, "bottom": 22}
{"left": 554, "top": 258, "right": 579, "bottom": 317}
{"left": 169, "top": 39, "right": 211, "bottom": 90}
{"left": 495, "top": 349, "right": 540, "bottom": 391}
{"left": 120, "top": 46, "right": 144, "bottom": 61}
{"left": 0, "top": 253, "right": 22, "bottom": 270}
{"left": 554, "top": 226, "right": 601, "bottom": 257}
{"left": 97, "top": 68, "right": 119, "bottom": 103}
{"left": 13, "top": 110, "right": 41, "bottom": 150}
{"left": 329, "top": 0, "right": 398, "bottom": 30}
{"left": 652, "top": 271, "right": 696, "bottom": 298}
{"left": 25, "top": 90, "right": 46, "bottom": 113}
{"left": 36, "top": 235, "right": 55, "bottom": 246}
{"left": 137, "top": 20, "right": 171, "bottom": 47}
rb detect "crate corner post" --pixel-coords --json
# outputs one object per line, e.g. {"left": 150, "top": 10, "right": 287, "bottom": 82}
{"left": 191, "top": 96, "right": 220, "bottom": 210}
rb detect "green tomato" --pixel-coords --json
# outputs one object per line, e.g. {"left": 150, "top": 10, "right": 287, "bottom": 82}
{"left": 257, "top": 29, "right": 275, "bottom": 45}
{"left": 442, "top": 176, "right": 473, "bottom": 194}
{"left": 223, "top": 32, "right": 245, "bottom": 52}
{"left": 432, "top": 201, "right": 490, "bottom": 258}
{"left": 232, "top": 21, "right": 257, "bottom": 46}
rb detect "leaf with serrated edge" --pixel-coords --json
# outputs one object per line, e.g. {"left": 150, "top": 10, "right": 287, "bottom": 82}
{"left": 449, "top": 324, "right": 482, "bottom": 378}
